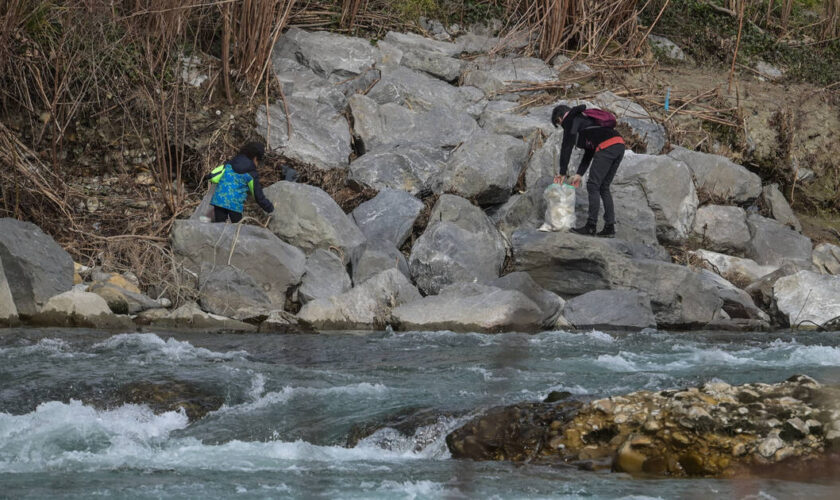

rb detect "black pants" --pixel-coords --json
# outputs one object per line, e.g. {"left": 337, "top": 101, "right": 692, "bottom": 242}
{"left": 213, "top": 205, "right": 243, "bottom": 223}
{"left": 585, "top": 143, "right": 625, "bottom": 226}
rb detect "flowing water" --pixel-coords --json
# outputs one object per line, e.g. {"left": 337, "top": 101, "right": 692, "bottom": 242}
{"left": 1, "top": 327, "right": 840, "bottom": 499}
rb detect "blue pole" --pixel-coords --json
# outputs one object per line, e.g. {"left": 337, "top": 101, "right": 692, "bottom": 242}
{"left": 664, "top": 87, "right": 671, "bottom": 111}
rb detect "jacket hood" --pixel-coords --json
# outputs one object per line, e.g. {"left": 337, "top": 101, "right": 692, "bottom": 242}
{"left": 229, "top": 154, "right": 257, "bottom": 174}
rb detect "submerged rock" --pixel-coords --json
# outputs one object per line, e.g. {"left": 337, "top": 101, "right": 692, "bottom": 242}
{"left": 447, "top": 375, "right": 840, "bottom": 478}
{"left": 0, "top": 218, "right": 74, "bottom": 316}
{"left": 98, "top": 380, "right": 224, "bottom": 422}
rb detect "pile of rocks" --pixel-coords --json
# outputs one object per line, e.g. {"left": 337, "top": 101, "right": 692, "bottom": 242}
{"left": 446, "top": 374, "right": 840, "bottom": 477}
{"left": 3, "top": 25, "right": 840, "bottom": 333}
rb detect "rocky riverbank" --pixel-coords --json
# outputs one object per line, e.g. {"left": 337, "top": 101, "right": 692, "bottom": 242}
{"left": 2, "top": 26, "right": 840, "bottom": 333}
{"left": 446, "top": 374, "right": 840, "bottom": 478}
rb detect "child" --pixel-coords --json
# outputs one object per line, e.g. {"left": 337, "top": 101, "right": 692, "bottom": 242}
{"left": 207, "top": 142, "right": 274, "bottom": 223}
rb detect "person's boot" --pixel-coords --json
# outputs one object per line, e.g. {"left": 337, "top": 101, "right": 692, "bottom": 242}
{"left": 570, "top": 222, "right": 596, "bottom": 236}
{"left": 597, "top": 223, "right": 616, "bottom": 238}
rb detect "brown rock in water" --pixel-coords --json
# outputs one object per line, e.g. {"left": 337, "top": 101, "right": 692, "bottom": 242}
{"left": 446, "top": 374, "right": 840, "bottom": 478}
{"left": 99, "top": 380, "right": 224, "bottom": 422}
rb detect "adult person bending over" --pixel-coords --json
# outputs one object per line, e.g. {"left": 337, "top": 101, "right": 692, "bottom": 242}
{"left": 551, "top": 104, "right": 625, "bottom": 237}
{"left": 207, "top": 141, "right": 274, "bottom": 223}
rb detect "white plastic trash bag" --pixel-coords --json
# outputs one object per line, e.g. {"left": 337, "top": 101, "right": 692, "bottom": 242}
{"left": 539, "top": 182, "right": 576, "bottom": 232}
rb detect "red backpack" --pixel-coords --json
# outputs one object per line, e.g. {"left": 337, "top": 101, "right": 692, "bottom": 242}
{"left": 582, "top": 108, "right": 617, "bottom": 128}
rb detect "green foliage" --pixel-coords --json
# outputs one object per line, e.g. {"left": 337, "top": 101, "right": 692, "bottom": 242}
{"left": 393, "top": 0, "right": 438, "bottom": 21}
{"left": 641, "top": 0, "right": 840, "bottom": 86}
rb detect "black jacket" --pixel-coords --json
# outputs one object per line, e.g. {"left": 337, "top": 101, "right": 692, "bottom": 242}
{"left": 558, "top": 105, "right": 622, "bottom": 176}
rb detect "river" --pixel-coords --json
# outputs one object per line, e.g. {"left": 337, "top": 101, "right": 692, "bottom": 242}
{"left": 1, "top": 327, "right": 839, "bottom": 499}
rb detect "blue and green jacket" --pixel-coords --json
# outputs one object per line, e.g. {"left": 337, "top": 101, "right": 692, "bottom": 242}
{"left": 207, "top": 154, "right": 274, "bottom": 214}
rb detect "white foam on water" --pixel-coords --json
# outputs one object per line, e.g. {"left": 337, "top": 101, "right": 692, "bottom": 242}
{"left": 583, "top": 330, "right": 616, "bottom": 343}
{"left": 0, "top": 397, "right": 448, "bottom": 474}
{"left": 92, "top": 333, "right": 247, "bottom": 362}
{"left": 595, "top": 353, "right": 639, "bottom": 371}
{"left": 373, "top": 479, "right": 450, "bottom": 499}
{"left": 785, "top": 344, "right": 840, "bottom": 366}
{"left": 215, "top": 382, "right": 390, "bottom": 415}
{"left": 357, "top": 414, "right": 468, "bottom": 460}
{"left": 0, "top": 338, "right": 91, "bottom": 359}
{"left": 0, "top": 400, "right": 189, "bottom": 473}
{"left": 465, "top": 366, "right": 508, "bottom": 382}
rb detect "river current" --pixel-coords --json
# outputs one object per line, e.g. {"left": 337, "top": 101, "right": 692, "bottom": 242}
{"left": 1, "top": 327, "right": 839, "bottom": 499}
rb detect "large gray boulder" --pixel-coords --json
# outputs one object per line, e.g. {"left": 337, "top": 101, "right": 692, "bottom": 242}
{"left": 30, "top": 290, "right": 133, "bottom": 329}
{"left": 563, "top": 290, "right": 656, "bottom": 331}
{"left": 511, "top": 229, "right": 633, "bottom": 297}
{"left": 409, "top": 195, "right": 507, "bottom": 295}
{"left": 690, "top": 205, "right": 751, "bottom": 255}
{"left": 351, "top": 240, "right": 410, "bottom": 285}
{"left": 263, "top": 182, "right": 366, "bottom": 262}
{"left": 478, "top": 101, "right": 555, "bottom": 139}
{"left": 351, "top": 189, "right": 424, "bottom": 248}
{"left": 489, "top": 272, "right": 565, "bottom": 328}
{"left": 271, "top": 56, "right": 347, "bottom": 112}
{"left": 745, "top": 214, "right": 813, "bottom": 267}
{"left": 383, "top": 31, "right": 461, "bottom": 57}
{"left": 511, "top": 229, "right": 749, "bottom": 328}
{"left": 297, "top": 269, "right": 420, "bottom": 330}
{"left": 367, "top": 65, "right": 482, "bottom": 113}
{"left": 275, "top": 27, "right": 378, "bottom": 78}
{"left": 170, "top": 220, "right": 305, "bottom": 305}
{"left": 668, "top": 147, "right": 762, "bottom": 203}
{"left": 574, "top": 181, "right": 662, "bottom": 250}
{"left": 136, "top": 302, "right": 256, "bottom": 333}
{"left": 613, "top": 153, "right": 698, "bottom": 245}
{"left": 744, "top": 263, "right": 801, "bottom": 311}
{"left": 489, "top": 192, "right": 541, "bottom": 239}
{"left": 431, "top": 132, "right": 529, "bottom": 205}
{"left": 697, "top": 269, "right": 769, "bottom": 321}
{"left": 0, "top": 218, "right": 73, "bottom": 316}
{"left": 349, "top": 94, "right": 479, "bottom": 151}
{"left": 299, "top": 249, "right": 351, "bottom": 304}
{"left": 461, "top": 56, "right": 556, "bottom": 95}
{"left": 774, "top": 271, "right": 840, "bottom": 329}
{"left": 198, "top": 265, "right": 272, "bottom": 319}
{"left": 88, "top": 282, "right": 164, "bottom": 315}
{"left": 256, "top": 96, "right": 351, "bottom": 170}
{"left": 593, "top": 91, "right": 666, "bottom": 155}
{"left": 689, "top": 249, "right": 778, "bottom": 285}
{"left": 348, "top": 143, "right": 450, "bottom": 196}
{"left": 400, "top": 48, "right": 462, "bottom": 81}
{"left": 0, "top": 260, "right": 19, "bottom": 324}
{"left": 761, "top": 184, "right": 801, "bottom": 232}
{"left": 393, "top": 283, "right": 544, "bottom": 332}
{"left": 813, "top": 243, "right": 840, "bottom": 275}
